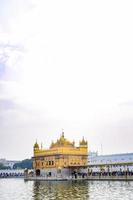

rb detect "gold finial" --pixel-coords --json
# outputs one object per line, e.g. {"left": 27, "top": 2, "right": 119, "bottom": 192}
{"left": 62, "top": 129, "right": 64, "bottom": 137}
{"left": 34, "top": 139, "right": 39, "bottom": 149}
{"left": 50, "top": 140, "right": 54, "bottom": 148}
{"left": 73, "top": 140, "right": 75, "bottom": 146}
{"left": 80, "top": 136, "right": 87, "bottom": 146}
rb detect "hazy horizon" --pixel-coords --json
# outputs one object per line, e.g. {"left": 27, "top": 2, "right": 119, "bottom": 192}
{"left": 0, "top": 0, "right": 133, "bottom": 160}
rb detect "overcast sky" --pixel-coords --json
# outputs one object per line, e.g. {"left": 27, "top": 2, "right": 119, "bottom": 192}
{"left": 0, "top": 0, "right": 133, "bottom": 160}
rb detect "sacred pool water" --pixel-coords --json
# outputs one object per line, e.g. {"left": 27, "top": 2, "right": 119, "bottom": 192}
{"left": 0, "top": 179, "right": 133, "bottom": 200}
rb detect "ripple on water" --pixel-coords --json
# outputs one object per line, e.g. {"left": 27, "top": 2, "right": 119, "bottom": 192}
{"left": 0, "top": 179, "right": 133, "bottom": 200}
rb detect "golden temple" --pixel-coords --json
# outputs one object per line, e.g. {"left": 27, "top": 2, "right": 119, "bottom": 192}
{"left": 33, "top": 131, "right": 88, "bottom": 177}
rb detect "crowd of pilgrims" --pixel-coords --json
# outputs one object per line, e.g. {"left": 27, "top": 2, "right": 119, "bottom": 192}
{"left": 0, "top": 172, "right": 24, "bottom": 178}
{"left": 88, "top": 170, "right": 133, "bottom": 176}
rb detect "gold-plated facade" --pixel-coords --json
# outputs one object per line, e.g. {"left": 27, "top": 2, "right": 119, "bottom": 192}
{"left": 33, "top": 132, "right": 88, "bottom": 173}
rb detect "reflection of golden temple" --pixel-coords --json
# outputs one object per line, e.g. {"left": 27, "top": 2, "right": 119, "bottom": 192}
{"left": 33, "top": 131, "right": 88, "bottom": 177}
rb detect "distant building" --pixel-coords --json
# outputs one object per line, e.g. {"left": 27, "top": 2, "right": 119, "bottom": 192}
{"left": 0, "top": 159, "right": 6, "bottom": 165}
{"left": 33, "top": 131, "right": 88, "bottom": 177}
{"left": 88, "top": 153, "right": 133, "bottom": 172}
{"left": 0, "top": 158, "right": 20, "bottom": 169}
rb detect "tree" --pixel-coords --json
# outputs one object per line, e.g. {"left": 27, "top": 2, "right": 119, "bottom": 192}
{"left": 13, "top": 159, "right": 33, "bottom": 169}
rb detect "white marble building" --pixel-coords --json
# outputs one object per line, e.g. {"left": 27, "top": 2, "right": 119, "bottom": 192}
{"left": 0, "top": 158, "right": 20, "bottom": 169}
{"left": 88, "top": 152, "right": 133, "bottom": 172}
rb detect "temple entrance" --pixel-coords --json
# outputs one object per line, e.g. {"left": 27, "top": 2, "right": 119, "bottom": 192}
{"left": 48, "top": 172, "right": 51, "bottom": 177}
{"left": 36, "top": 169, "right": 40, "bottom": 176}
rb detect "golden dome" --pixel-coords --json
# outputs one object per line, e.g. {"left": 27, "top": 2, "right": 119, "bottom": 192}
{"left": 50, "top": 132, "right": 74, "bottom": 148}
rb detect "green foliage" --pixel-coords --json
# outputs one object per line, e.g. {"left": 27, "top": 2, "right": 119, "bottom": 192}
{"left": 13, "top": 159, "right": 33, "bottom": 169}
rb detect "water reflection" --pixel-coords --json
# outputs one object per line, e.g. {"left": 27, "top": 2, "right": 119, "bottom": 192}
{"left": 33, "top": 180, "right": 89, "bottom": 200}
{"left": 1, "top": 179, "right": 133, "bottom": 200}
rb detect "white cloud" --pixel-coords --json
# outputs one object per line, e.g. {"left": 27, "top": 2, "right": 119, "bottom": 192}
{"left": 0, "top": 0, "right": 133, "bottom": 159}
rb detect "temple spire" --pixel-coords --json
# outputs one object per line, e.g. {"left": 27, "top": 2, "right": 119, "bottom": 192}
{"left": 62, "top": 128, "right": 64, "bottom": 137}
